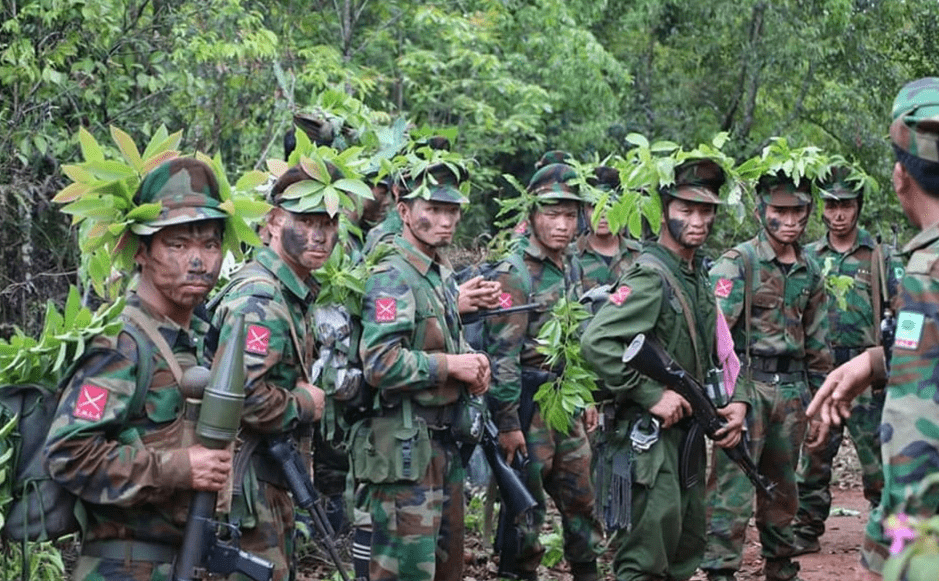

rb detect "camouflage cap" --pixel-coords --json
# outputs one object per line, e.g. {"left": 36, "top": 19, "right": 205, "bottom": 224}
{"left": 528, "top": 163, "right": 582, "bottom": 204}
{"left": 755, "top": 171, "right": 812, "bottom": 207}
{"left": 666, "top": 159, "right": 725, "bottom": 204}
{"left": 890, "top": 77, "right": 939, "bottom": 163}
{"left": 270, "top": 161, "right": 345, "bottom": 214}
{"left": 131, "top": 157, "right": 225, "bottom": 235}
{"left": 404, "top": 162, "right": 469, "bottom": 204}
{"left": 535, "top": 150, "right": 573, "bottom": 170}
{"left": 817, "top": 165, "right": 861, "bottom": 201}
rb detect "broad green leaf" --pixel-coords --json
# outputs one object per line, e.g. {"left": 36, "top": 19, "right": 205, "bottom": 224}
{"left": 235, "top": 170, "right": 269, "bottom": 191}
{"left": 78, "top": 127, "right": 104, "bottom": 162}
{"left": 52, "top": 182, "right": 92, "bottom": 204}
{"left": 110, "top": 126, "right": 143, "bottom": 172}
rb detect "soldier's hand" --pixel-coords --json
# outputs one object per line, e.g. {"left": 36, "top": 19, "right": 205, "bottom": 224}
{"left": 458, "top": 276, "right": 502, "bottom": 313}
{"left": 188, "top": 444, "right": 232, "bottom": 491}
{"left": 499, "top": 429, "right": 527, "bottom": 465}
{"left": 446, "top": 353, "right": 490, "bottom": 395}
{"left": 713, "top": 402, "right": 747, "bottom": 448}
{"left": 805, "top": 419, "right": 831, "bottom": 450}
{"left": 583, "top": 405, "right": 599, "bottom": 433}
{"left": 649, "top": 389, "right": 691, "bottom": 428}
{"left": 806, "top": 350, "right": 874, "bottom": 426}
{"left": 296, "top": 380, "right": 326, "bottom": 420}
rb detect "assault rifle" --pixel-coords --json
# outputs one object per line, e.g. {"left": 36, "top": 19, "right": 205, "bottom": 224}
{"left": 460, "top": 303, "right": 541, "bottom": 326}
{"left": 174, "top": 316, "right": 274, "bottom": 581}
{"left": 622, "top": 333, "right": 776, "bottom": 499}
{"left": 264, "top": 436, "right": 351, "bottom": 581}
{"left": 481, "top": 416, "right": 537, "bottom": 580}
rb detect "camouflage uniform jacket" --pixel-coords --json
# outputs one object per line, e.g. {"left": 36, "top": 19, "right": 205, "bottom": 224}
{"left": 362, "top": 207, "right": 402, "bottom": 257}
{"left": 210, "top": 245, "right": 320, "bottom": 435}
{"left": 710, "top": 230, "right": 832, "bottom": 393}
{"left": 805, "top": 228, "right": 902, "bottom": 351}
{"left": 44, "top": 292, "right": 207, "bottom": 544}
{"left": 484, "top": 235, "right": 583, "bottom": 432}
{"left": 359, "top": 234, "right": 472, "bottom": 408}
{"left": 575, "top": 233, "right": 641, "bottom": 291}
{"left": 581, "top": 243, "right": 720, "bottom": 412}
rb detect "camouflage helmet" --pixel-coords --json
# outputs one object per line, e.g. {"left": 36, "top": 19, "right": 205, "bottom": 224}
{"left": 131, "top": 157, "right": 226, "bottom": 235}
{"left": 664, "top": 159, "right": 725, "bottom": 205}
{"left": 890, "top": 77, "right": 939, "bottom": 163}
{"left": 535, "top": 150, "right": 573, "bottom": 170}
{"left": 403, "top": 162, "right": 469, "bottom": 204}
{"left": 755, "top": 171, "right": 812, "bottom": 207}
{"left": 527, "top": 163, "right": 582, "bottom": 204}
{"left": 817, "top": 165, "right": 861, "bottom": 201}
{"left": 270, "top": 161, "right": 345, "bottom": 215}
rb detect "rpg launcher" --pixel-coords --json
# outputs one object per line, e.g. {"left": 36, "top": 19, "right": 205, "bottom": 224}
{"left": 622, "top": 333, "right": 776, "bottom": 499}
{"left": 263, "top": 436, "right": 350, "bottom": 581}
{"left": 173, "top": 315, "right": 274, "bottom": 581}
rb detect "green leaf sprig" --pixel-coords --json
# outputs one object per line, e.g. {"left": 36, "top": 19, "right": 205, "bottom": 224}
{"left": 533, "top": 297, "right": 598, "bottom": 434}
{"left": 313, "top": 243, "right": 393, "bottom": 317}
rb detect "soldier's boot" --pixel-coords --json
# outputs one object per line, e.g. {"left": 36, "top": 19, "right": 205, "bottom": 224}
{"left": 570, "top": 560, "right": 599, "bottom": 581}
{"left": 704, "top": 568, "right": 737, "bottom": 581}
{"left": 764, "top": 557, "right": 804, "bottom": 581}
{"left": 791, "top": 534, "right": 821, "bottom": 556}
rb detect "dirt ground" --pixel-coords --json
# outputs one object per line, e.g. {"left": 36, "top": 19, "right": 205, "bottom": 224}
{"left": 298, "top": 437, "right": 874, "bottom": 581}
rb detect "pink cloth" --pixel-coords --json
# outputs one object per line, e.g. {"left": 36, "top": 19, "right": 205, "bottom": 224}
{"left": 715, "top": 303, "right": 739, "bottom": 396}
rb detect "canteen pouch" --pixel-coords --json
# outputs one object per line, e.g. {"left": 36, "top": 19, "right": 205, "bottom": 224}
{"left": 450, "top": 394, "right": 485, "bottom": 445}
{"left": 678, "top": 420, "right": 706, "bottom": 490}
{"left": 350, "top": 405, "right": 432, "bottom": 484}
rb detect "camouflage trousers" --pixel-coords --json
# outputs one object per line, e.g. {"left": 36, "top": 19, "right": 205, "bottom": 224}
{"left": 861, "top": 383, "right": 939, "bottom": 574}
{"left": 517, "top": 406, "right": 603, "bottom": 577}
{"left": 233, "top": 481, "right": 296, "bottom": 581}
{"left": 359, "top": 431, "right": 465, "bottom": 581}
{"left": 702, "top": 378, "right": 809, "bottom": 581}
{"left": 794, "top": 385, "right": 884, "bottom": 541}
{"left": 610, "top": 421, "right": 706, "bottom": 581}
{"left": 71, "top": 556, "right": 173, "bottom": 581}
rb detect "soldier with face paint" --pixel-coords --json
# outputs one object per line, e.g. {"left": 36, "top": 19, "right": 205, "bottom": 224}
{"left": 793, "top": 165, "right": 903, "bottom": 556}
{"left": 483, "top": 163, "right": 603, "bottom": 581}
{"left": 581, "top": 159, "right": 747, "bottom": 581}
{"left": 701, "top": 172, "right": 832, "bottom": 581}
{"left": 356, "top": 162, "right": 490, "bottom": 581}
{"left": 806, "top": 77, "right": 939, "bottom": 578}
{"left": 209, "top": 162, "right": 343, "bottom": 581}
{"left": 44, "top": 158, "right": 234, "bottom": 581}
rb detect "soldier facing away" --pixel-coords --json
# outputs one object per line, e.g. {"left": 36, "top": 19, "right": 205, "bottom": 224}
{"left": 581, "top": 158, "right": 747, "bottom": 581}
{"left": 355, "top": 162, "right": 490, "bottom": 581}
{"left": 701, "top": 171, "right": 832, "bottom": 581}
{"left": 793, "top": 164, "right": 902, "bottom": 555}
{"left": 44, "top": 158, "right": 234, "bottom": 581}
{"left": 807, "top": 77, "right": 939, "bottom": 578}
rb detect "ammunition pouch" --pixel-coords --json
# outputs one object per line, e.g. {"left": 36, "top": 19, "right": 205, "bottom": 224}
{"left": 349, "top": 402, "right": 433, "bottom": 484}
{"left": 678, "top": 420, "right": 706, "bottom": 490}
{"left": 450, "top": 394, "right": 485, "bottom": 445}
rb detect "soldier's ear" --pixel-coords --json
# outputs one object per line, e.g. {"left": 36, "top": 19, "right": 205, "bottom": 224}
{"left": 266, "top": 207, "right": 286, "bottom": 237}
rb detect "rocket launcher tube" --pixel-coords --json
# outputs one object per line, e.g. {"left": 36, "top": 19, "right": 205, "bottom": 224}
{"left": 174, "top": 315, "right": 273, "bottom": 581}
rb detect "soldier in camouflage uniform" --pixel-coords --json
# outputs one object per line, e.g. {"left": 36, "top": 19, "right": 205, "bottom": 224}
{"left": 355, "top": 163, "right": 490, "bottom": 581}
{"left": 793, "top": 165, "right": 903, "bottom": 555}
{"left": 484, "top": 163, "right": 603, "bottom": 581}
{"left": 581, "top": 159, "right": 748, "bottom": 581}
{"left": 576, "top": 165, "right": 641, "bottom": 293}
{"left": 44, "top": 159, "right": 234, "bottom": 581}
{"left": 701, "top": 172, "right": 832, "bottom": 581}
{"left": 806, "top": 77, "right": 939, "bottom": 577}
{"left": 210, "top": 163, "right": 337, "bottom": 581}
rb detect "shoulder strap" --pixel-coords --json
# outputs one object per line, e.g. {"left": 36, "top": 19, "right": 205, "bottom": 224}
{"left": 871, "top": 244, "right": 886, "bottom": 344}
{"left": 737, "top": 244, "right": 758, "bottom": 375}
{"left": 123, "top": 306, "right": 183, "bottom": 386}
{"left": 216, "top": 273, "right": 311, "bottom": 383}
{"left": 637, "top": 253, "right": 704, "bottom": 379}
{"left": 121, "top": 323, "right": 155, "bottom": 422}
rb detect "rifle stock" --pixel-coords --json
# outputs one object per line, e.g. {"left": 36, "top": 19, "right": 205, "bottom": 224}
{"left": 622, "top": 333, "right": 776, "bottom": 498}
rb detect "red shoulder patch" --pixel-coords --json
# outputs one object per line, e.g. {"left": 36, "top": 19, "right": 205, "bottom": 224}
{"left": 375, "top": 298, "right": 397, "bottom": 323}
{"left": 498, "top": 292, "right": 513, "bottom": 309}
{"left": 714, "top": 278, "right": 734, "bottom": 299}
{"left": 73, "top": 384, "right": 108, "bottom": 421}
{"left": 245, "top": 324, "right": 271, "bottom": 355}
{"left": 609, "top": 285, "right": 632, "bottom": 306}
